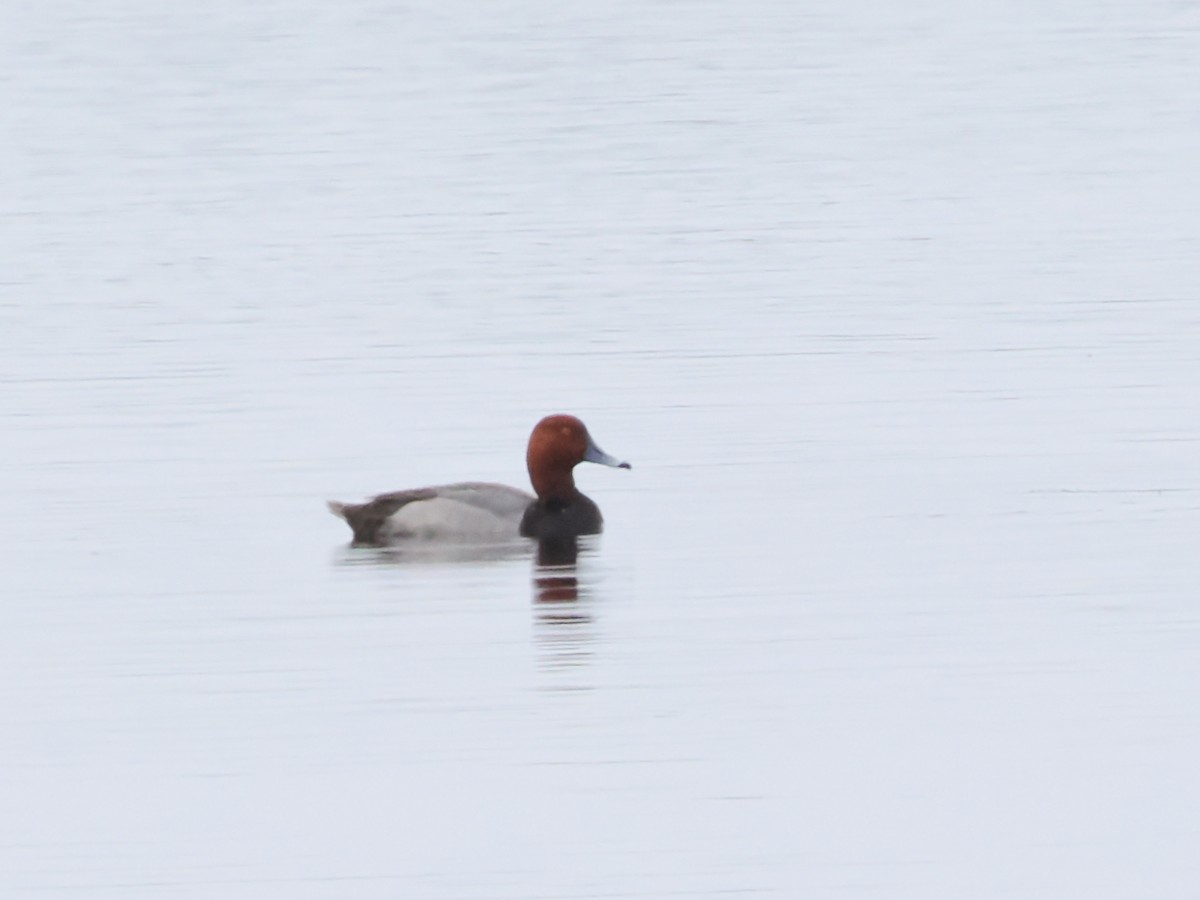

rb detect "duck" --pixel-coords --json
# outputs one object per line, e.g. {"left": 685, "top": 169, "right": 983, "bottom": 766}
{"left": 327, "top": 414, "right": 630, "bottom": 546}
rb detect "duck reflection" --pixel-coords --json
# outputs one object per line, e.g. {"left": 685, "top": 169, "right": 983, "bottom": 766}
{"left": 536, "top": 535, "right": 580, "bottom": 568}
{"left": 532, "top": 537, "right": 600, "bottom": 677}
{"left": 533, "top": 539, "right": 583, "bottom": 608}
{"left": 534, "top": 533, "right": 595, "bottom": 606}
{"left": 333, "top": 534, "right": 603, "bottom": 675}
{"left": 333, "top": 540, "right": 532, "bottom": 567}
{"left": 332, "top": 535, "right": 589, "bottom": 570}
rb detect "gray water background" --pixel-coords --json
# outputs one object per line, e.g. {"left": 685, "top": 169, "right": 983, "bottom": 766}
{"left": 3, "top": 1, "right": 1199, "bottom": 896}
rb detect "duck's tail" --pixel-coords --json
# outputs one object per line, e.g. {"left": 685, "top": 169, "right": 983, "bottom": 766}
{"left": 327, "top": 492, "right": 426, "bottom": 545}
{"left": 326, "top": 498, "right": 385, "bottom": 545}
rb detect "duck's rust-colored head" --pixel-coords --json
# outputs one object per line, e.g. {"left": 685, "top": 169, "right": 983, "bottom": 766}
{"left": 526, "top": 414, "right": 630, "bottom": 502}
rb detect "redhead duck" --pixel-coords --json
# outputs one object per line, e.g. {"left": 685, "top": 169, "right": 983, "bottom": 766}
{"left": 327, "top": 414, "right": 630, "bottom": 546}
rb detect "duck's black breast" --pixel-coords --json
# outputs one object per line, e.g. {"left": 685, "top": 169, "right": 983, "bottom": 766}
{"left": 519, "top": 492, "right": 603, "bottom": 541}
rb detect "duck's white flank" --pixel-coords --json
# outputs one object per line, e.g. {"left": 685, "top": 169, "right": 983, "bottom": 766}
{"left": 329, "top": 482, "right": 534, "bottom": 543}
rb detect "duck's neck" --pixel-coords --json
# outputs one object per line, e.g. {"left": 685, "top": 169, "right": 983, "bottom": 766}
{"left": 530, "top": 467, "right": 578, "bottom": 505}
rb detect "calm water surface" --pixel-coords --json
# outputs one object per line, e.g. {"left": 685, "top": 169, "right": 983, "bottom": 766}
{"left": 3, "top": 1, "right": 1199, "bottom": 897}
